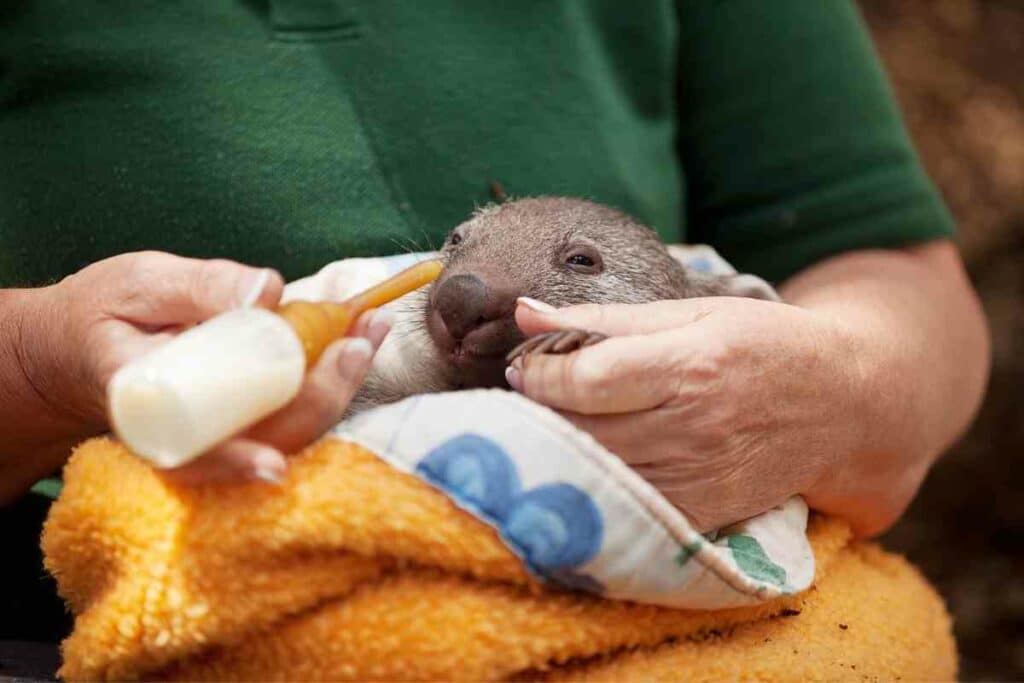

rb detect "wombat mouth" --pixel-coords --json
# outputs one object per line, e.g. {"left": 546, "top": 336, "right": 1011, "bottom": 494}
{"left": 424, "top": 303, "right": 524, "bottom": 388}
{"left": 442, "top": 356, "right": 510, "bottom": 389}
{"left": 439, "top": 340, "right": 516, "bottom": 389}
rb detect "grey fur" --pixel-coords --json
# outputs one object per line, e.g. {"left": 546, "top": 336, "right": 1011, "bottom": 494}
{"left": 350, "top": 197, "right": 770, "bottom": 412}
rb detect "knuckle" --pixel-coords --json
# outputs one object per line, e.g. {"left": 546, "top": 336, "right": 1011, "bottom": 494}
{"left": 194, "top": 258, "right": 227, "bottom": 290}
{"left": 125, "top": 251, "right": 175, "bottom": 284}
{"left": 110, "top": 257, "right": 169, "bottom": 313}
{"left": 567, "top": 352, "right": 611, "bottom": 400}
{"left": 687, "top": 347, "right": 728, "bottom": 384}
{"left": 530, "top": 356, "right": 564, "bottom": 406}
{"left": 319, "top": 356, "right": 360, "bottom": 405}
{"left": 134, "top": 249, "right": 171, "bottom": 263}
{"left": 670, "top": 349, "right": 738, "bottom": 447}
{"left": 595, "top": 303, "right": 627, "bottom": 335}
{"left": 682, "top": 387, "right": 738, "bottom": 452}
{"left": 315, "top": 392, "right": 343, "bottom": 428}
{"left": 567, "top": 303, "right": 604, "bottom": 330}
{"left": 695, "top": 414, "right": 733, "bottom": 450}
{"left": 263, "top": 269, "right": 285, "bottom": 298}
{"left": 589, "top": 304, "right": 610, "bottom": 329}
{"left": 124, "top": 252, "right": 161, "bottom": 285}
{"left": 674, "top": 345, "right": 729, "bottom": 399}
{"left": 303, "top": 377, "right": 345, "bottom": 429}
{"left": 189, "top": 259, "right": 241, "bottom": 308}
{"left": 520, "top": 354, "right": 549, "bottom": 399}
{"left": 203, "top": 257, "right": 240, "bottom": 275}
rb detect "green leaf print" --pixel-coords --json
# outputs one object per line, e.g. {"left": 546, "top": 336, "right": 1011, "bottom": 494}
{"left": 726, "top": 534, "right": 787, "bottom": 587}
{"left": 675, "top": 541, "right": 702, "bottom": 566}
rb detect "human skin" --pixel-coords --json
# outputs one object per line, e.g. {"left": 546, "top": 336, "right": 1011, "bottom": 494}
{"left": 0, "top": 251, "right": 392, "bottom": 504}
{"left": 0, "top": 241, "right": 989, "bottom": 538}
{"left": 506, "top": 240, "right": 990, "bottom": 537}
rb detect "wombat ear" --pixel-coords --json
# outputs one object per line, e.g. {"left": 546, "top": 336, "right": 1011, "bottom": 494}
{"left": 667, "top": 245, "right": 782, "bottom": 302}
{"left": 715, "top": 273, "right": 782, "bottom": 302}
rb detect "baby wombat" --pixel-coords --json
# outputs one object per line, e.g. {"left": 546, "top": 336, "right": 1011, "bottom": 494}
{"left": 353, "top": 197, "right": 774, "bottom": 411}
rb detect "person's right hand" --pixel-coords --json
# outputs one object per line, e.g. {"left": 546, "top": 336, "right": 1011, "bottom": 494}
{"left": 6, "top": 251, "right": 390, "bottom": 495}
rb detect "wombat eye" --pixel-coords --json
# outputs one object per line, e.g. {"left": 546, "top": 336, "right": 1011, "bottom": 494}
{"left": 564, "top": 247, "right": 603, "bottom": 274}
{"left": 449, "top": 232, "right": 463, "bottom": 246}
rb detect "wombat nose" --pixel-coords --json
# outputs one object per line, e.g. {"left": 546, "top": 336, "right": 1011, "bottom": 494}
{"left": 434, "top": 273, "right": 503, "bottom": 340}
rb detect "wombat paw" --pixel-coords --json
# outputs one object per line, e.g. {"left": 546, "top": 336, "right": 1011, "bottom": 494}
{"left": 505, "top": 329, "right": 608, "bottom": 364}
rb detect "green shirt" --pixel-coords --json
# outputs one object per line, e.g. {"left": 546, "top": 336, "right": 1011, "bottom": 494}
{"left": 0, "top": 0, "right": 953, "bottom": 642}
{"left": 1, "top": 0, "right": 952, "bottom": 289}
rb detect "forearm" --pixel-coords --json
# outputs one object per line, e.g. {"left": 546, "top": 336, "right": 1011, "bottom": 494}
{"left": 0, "top": 287, "right": 95, "bottom": 503}
{"left": 780, "top": 239, "right": 990, "bottom": 536}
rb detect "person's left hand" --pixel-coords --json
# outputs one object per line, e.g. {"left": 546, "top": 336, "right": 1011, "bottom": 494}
{"left": 505, "top": 296, "right": 873, "bottom": 532}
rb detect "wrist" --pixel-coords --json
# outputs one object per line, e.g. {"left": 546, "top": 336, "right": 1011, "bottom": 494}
{"left": 803, "top": 314, "right": 926, "bottom": 536}
{"left": 0, "top": 285, "right": 99, "bottom": 446}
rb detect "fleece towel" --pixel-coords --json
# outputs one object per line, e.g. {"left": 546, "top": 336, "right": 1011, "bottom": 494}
{"left": 43, "top": 246, "right": 955, "bottom": 679}
{"left": 43, "top": 438, "right": 956, "bottom": 681}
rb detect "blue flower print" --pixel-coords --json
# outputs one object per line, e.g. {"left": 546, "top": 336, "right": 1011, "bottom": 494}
{"left": 502, "top": 484, "right": 603, "bottom": 572}
{"left": 415, "top": 436, "right": 605, "bottom": 595}
{"left": 416, "top": 433, "right": 522, "bottom": 520}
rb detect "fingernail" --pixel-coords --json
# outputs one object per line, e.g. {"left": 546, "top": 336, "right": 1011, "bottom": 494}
{"left": 517, "top": 297, "right": 557, "bottom": 314}
{"left": 253, "top": 465, "right": 283, "bottom": 484}
{"left": 505, "top": 365, "right": 523, "bottom": 392}
{"left": 368, "top": 308, "right": 395, "bottom": 343}
{"left": 338, "top": 337, "right": 374, "bottom": 375}
{"left": 239, "top": 269, "right": 271, "bottom": 308}
{"left": 251, "top": 449, "right": 286, "bottom": 484}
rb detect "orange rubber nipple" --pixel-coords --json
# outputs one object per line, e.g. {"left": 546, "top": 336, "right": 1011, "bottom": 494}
{"left": 276, "top": 259, "right": 443, "bottom": 366}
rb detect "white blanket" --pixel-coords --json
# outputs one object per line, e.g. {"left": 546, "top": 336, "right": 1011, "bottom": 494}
{"left": 282, "top": 248, "right": 813, "bottom": 610}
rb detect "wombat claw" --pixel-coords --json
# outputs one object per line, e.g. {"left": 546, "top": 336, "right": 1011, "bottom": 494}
{"left": 506, "top": 329, "right": 608, "bottom": 364}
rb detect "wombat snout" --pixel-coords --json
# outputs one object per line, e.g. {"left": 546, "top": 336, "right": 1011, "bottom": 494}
{"left": 432, "top": 273, "right": 517, "bottom": 342}
{"left": 426, "top": 272, "right": 524, "bottom": 386}
{"left": 434, "top": 274, "right": 492, "bottom": 339}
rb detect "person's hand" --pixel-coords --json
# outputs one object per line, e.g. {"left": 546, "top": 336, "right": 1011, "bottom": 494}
{"left": 505, "top": 296, "right": 878, "bottom": 533}
{"left": 15, "top": 251, "right": 390, "bottom": 485}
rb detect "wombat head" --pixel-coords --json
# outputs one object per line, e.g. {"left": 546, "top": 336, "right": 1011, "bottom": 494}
{"left": 421, "top": 196, "right": 769, "bottom": 389}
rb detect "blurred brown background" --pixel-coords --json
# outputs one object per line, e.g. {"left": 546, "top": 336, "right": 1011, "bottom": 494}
{"left": 859, "top": 1, "right": 1024, "bottom": 680}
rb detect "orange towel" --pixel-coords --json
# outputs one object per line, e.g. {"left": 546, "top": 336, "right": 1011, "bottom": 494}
{"left": 43, "top": 437, "right": 956, "bottom": 681}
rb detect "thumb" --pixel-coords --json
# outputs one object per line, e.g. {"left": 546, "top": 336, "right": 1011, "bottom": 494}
{"left": 515, "top": 297, "right": 717, "bottom": 338}
{"left": 109, "top": 252, "right": 284, "bottom": 325}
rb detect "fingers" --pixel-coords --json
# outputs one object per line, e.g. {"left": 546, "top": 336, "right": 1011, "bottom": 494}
{"left": 557, "top": 409, "right": 781, "bottom": 533}
{"left": 165, "top": 308, "right": 392, "bottom": 485}
{"left": 243, "top": 308, "right": 393, "bottom": 454}
{"left": 106, "top": 251, "right": 284, "bottom": 325}
{"left": 64, "top": 253, "right": 281, "bottom": 424}
{"left": 515, "top": 297, "right": 720, "bottom": 338}
{"left": 81, "top": 324, "right": 176, "bottom": 418}
{"left": 161, "top": 438, "right": 288, "bottom": 486}
{"left": 507, "top": 330, "right": 686, "bottom": 414}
